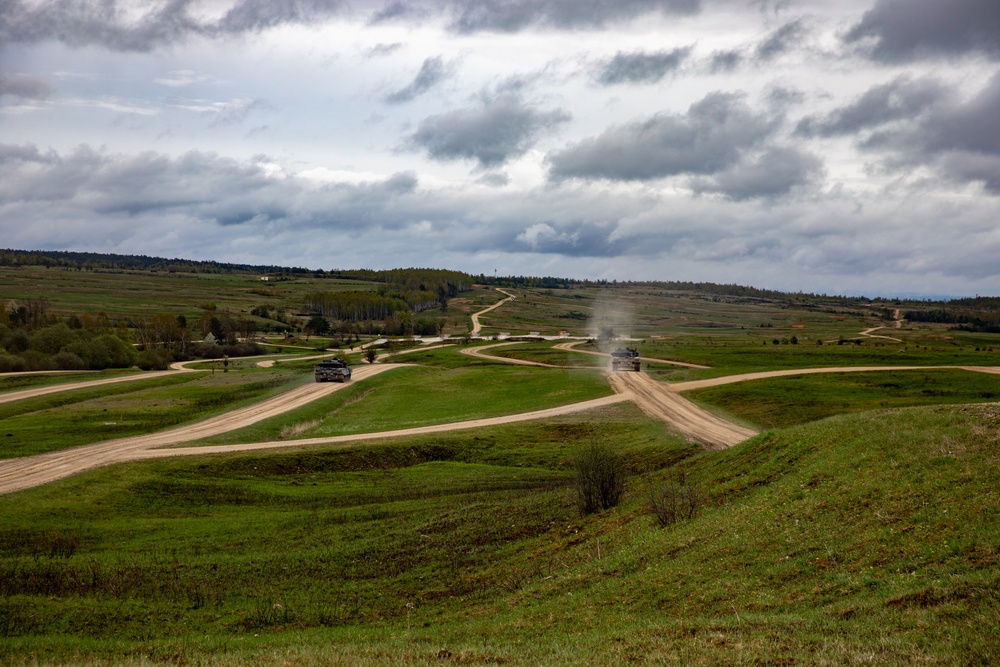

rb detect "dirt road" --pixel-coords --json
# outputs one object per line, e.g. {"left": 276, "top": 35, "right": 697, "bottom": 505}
{"left": 607, "top": 371, "right": 757, "bottom": 449}
{"left": 0, "top": 364, "right": 400, "bottom": 495}
{"left": 552, "top": 340, "right": 711, "bottom": 369}
{"left": 0, "top": 369, "right": 194, "bottom": 406}
{"left": 469, "top": 288, "right": 514, "bottom": 335}
{"left": 461, "top": 342, "right": 553, "bottom": 367}
{"left": 670, "top": 365, "right": 964, "bottom": 391}
{"left": 126, "top": 394, "right": 630, "bottom": 460}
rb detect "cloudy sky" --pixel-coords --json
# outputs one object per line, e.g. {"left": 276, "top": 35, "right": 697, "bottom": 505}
{"left": 2, "top": 0, "right": 999, "bottom": 297}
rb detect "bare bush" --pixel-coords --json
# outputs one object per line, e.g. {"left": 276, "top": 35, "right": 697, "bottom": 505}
{"left": 646, "top": 471, "right": 703, "bottom": 528}
{"left": 574, "top": 442, "right": 627, "bottom": 515}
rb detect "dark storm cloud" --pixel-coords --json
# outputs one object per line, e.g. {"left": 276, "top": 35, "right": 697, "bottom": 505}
{"left": 795, "top": 76, "right": 947, "bottom": 137}
{"left": 0, "top": 0, "right": 704, "bottom": 51}
{"left": 0, "top": 0, "right": 348, "bottom": 52}
{"left": 594, "top": 47, "right": 692, "bottom": 85}
{"left": 812, "top": 73, "right": 1000, "bottom": 193}
{"left": 753, "top": 18, "right": 808, "bottom": 61}
{"left": 691, "top": 146, "right": 824, "bottom": 200}
{"left": 0, "top": 0, "right": 203, "bottom": 52}
{"left": 215, "top": 0, "right": 347, "bottom": 34}
{"left": 709, "top": 50, "right": 743, "bottom": 73}
{"left": 845, "top": 0, "right": 1000, "bottom": 62}
{"left": 907, "top": 73, "right": 1000, "bottom": 192}
{"left": 446, "top": 0, "right": 700, "bottom": 33}
{"left": 384, "top": 57, "right": 450, "bottom": 104}
{"left": 0, "top": 73, "right": 53, "bottom": 101}
{"left": 548, "top": 92, "right": 778, "bottom": 182}
{"left": 408, "top": 94, "right": 571, "bottom": 168}
{"left": 0, "top": 143, "right": 420, "bottom": 229}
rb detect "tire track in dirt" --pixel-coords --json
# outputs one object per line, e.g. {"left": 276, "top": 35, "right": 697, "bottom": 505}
{"left": 461, "top": 342, "right": 552, "bottom": 367}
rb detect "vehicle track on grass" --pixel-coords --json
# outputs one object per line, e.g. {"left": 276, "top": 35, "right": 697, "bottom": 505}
{"left": 0, "top": 364, "right": 401, "bottom": 495}
{"left": 458, "top": 342, "right": 753, "bottom": 448}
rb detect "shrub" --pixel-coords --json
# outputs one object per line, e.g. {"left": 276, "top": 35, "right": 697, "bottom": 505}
{"left": 137, "top": 348, "right": 172, "bottom": 371}
{"left": 646, "top": 471, "right": 703, "bottom": 528}
{"left": 0, "top": 353, "right": 26, "bottom": 373}
{"left": 573, "top": 442, "right": 626, "bottom": 515}
{"left": 52, "top": 350, "right": 87, "bottom": 370}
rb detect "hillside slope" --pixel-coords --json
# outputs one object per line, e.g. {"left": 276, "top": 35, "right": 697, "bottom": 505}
{"left": 0, "top": 402, "right": 997, "bottom": 665}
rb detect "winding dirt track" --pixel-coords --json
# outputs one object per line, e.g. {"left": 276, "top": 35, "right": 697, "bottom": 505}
{"left": 4, "top": 288, "right": 999, "bottom": 495}
{"left": 0, "top": 364, "right": 400, "bottom": 495}
{"left": 469, "top": 288, "right": 514, "bottom": 335}
{"left": 552, "top": 340, "right": 711, "bottom": 369}
{"left": 667, "top": 365, "right": 1000, "bottom": 391}
{"left": 0, "top": 369, "right": 192, "bottom": 406}
{"left": 126, "top": 394, "right": 630, "bottom": 461}
{"left": 461, "top": 342, "right": 554, "bottom": 367}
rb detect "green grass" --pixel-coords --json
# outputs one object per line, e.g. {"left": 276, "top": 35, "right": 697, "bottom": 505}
{"left": 0, "top": 369, "right": 139, "bottom": 393}
{"left": 1, "top": 402, "right": 997, "bottom": 665}
{"left": 195, "top": 364, "right": 613, "bottom": 445}
{"left": 685, "top": 368, "right": 1000, "bottom": 428}
{"left": 635, "top": 338, "right": 1000, "bottom": 379}
{"left": 0, "top": 368, "right": 307, "bottom": 458}
{"left": 463, "top": 341, "right": 607, "bottom": 368}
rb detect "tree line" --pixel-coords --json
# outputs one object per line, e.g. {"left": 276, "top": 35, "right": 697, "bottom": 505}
{"left": 904, "top": 308, "right": 1000, "bottom": 333}
{"left": 1, "top": 300, "right": 263, "bottom": 372}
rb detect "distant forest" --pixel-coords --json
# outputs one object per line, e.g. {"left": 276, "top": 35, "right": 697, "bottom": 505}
{"left": 5, "top": 248, "right": 997, "bottom": 312}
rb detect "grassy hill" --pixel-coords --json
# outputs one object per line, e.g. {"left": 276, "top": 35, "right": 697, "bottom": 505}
{"left": 1, "top": 402, "right": 997, "bottom": 665}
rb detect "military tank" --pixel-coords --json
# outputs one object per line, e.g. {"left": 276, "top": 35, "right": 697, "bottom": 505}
{"left": 314, "top": 358, "right": 352, "bottom": 382}
{"left": 610, "top": 347, "right": 641, "bottom": 372}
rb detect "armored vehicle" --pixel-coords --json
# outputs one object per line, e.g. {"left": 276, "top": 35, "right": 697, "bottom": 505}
{"left": 610, "top": 347, "right": 641, "bottom": 372}
{"left": 315, "top": 358, "right": 352, "bottom": 382}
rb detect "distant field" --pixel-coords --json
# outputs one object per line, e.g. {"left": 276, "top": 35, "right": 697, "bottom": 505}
{"left": 193, "top": 363, "right": 612, "bottom": 446}
{"left": 637, "top": 338, "right": 1000, "bottom": 379}
{"left": 0, "top": 367, "right": 305, "bottom": 458}
{"left": 685, "top": 368, "right": 1000, "bottom": 428}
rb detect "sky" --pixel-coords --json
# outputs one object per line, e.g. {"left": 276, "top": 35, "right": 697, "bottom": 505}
{"left": 2, "top": 0, "right": 999, "bottom": 298}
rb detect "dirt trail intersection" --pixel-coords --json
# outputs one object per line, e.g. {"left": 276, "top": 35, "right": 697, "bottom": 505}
{"left": 2, "top": 291, "right": 999, "bottom": 495}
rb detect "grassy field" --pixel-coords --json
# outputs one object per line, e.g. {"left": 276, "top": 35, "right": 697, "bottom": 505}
{"left": 0, "top": 367, "right": 305, "bottom": 458}
{"left": 0, "top": 265, "right": 383, "bottom": 321}
{"left": 2, "top": 265, "right": 999, "bottom": 665}
{"left": 1, "top": 402, "right": 996, "bottom": 665}
{"left": 685, "top": 368, "right": 1000, "bottom": 428}
{"left": 193, "top": 363, "right": 613, "bottom": 446}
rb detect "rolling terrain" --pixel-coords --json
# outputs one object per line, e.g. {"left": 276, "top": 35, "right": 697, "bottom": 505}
{"left": 1, "top": 259, "right": 998, "bottom": 665}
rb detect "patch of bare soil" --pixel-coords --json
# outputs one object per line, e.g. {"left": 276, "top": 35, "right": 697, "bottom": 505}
{"left": 607, "top": 372, "right": 757, "bottom": 450}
